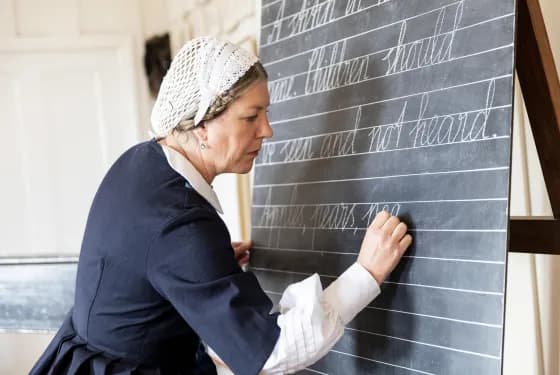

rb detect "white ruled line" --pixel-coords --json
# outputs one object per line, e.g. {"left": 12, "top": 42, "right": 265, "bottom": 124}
{"left": 262, "top": 0, "right": 281, "bottom": 9}
{"left": 253, "top": 166, "right": 510, "bottom": 188}
{"left": 263, "top": 290, "right": 502, "bottom": 327}
{"left": 254, "top": 246, "right": 505, "bottom": 265}
{"left": 303, "top": 368, "right": 329, "bottom": 375}
{"left": 257, "top": 246, "right": 356, "bottom": 256}
{"left": 269, "top": 74, "right": 512, "bottom": 125}
{"left": 265, "top": 104, "right": 511, "bottom": 142}
{"left": 363, "top": 306, "right": 503, "bottom": 328}
{"left": 261, "top": 0, "right": 458, "bottom": 49}
{"left": 255, "top": 136, "right": 511, "bottom": 167}
{"left": 330, "top": 349, "right": 436, "bottom": 374}
{"left": 401, "top": 255, "right": 504, "bottom": 264}
{"left": 253, "top": 225, "right": 506, "bottom": 233}
{"left": 409, "top": 229, "right": 506, "bottom": 233}
{"left": 251, "top": 267, "right": 504, "bottom": 295}
{"left": 253, "top": 197, "right": 508, "bottom": 207}
{"left": 252, "top": 266, "right": 320, "bottom": 278}
{"left": 264, "top": 290, "right": 282, "bottom": 295}
{"left": 261, "top": 0, "right": 337, "bottom": 28}
{"left": 382, "top": 280, "right": 503, "bottom": 296}
{"left": 345, "top": 327, "right": 502, "bottom": 360}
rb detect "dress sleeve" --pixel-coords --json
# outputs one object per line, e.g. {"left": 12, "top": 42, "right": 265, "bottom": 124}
{"left": 210, "top": 263, "right": 380, "bottom": 375}
{"left": 260, "top": 262, "right": 380, "bottom": 374}
{"left": 147, "top": 207, "right": 280, "bottom": 375}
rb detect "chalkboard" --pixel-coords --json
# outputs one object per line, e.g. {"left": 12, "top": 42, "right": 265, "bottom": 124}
{"left": 251, "top": 0, "right": 515, "bottom": 374}
{"left": 0, "top": 260, "right": 76, "bottom": 332}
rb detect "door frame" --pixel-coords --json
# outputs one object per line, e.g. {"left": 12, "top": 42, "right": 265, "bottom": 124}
{"left": 0, "top": 35, "right": 142, "bottom": 140}
{"left": 0, "top": 35, "right": 141, "bottom": 332}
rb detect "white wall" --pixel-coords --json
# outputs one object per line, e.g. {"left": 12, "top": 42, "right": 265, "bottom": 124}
{"left": 0, "top": 1, "right": 154, "bottom": 373}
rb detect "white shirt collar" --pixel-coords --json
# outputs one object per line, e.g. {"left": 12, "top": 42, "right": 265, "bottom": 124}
{"left": 159, "top": 144, "right": 224, "bottom": 214}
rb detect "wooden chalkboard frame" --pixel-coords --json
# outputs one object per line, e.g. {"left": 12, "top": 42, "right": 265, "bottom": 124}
{"left": 509, "top": 0, "right": 560, "bottom": 255}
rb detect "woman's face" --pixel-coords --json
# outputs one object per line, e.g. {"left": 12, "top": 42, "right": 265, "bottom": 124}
{"left": 202, "top": 80, "right": 272, "bottom": 174}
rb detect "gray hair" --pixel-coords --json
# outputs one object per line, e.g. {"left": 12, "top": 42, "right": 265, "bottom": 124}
{"left": 173, "top": 62, "right": 268, "bottom": 134}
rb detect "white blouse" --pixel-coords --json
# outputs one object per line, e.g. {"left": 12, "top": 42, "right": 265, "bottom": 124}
{"left": 161, "top": 144, "right": 381, "bottom": 374}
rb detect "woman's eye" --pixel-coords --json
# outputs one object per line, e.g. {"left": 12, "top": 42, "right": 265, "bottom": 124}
{"left": 245, "top": 114, "right": 258, "bottom": 122}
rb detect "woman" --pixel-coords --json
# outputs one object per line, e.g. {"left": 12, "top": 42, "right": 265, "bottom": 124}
{"left": 31, "top": 37, "right": 412, "bottom": 375}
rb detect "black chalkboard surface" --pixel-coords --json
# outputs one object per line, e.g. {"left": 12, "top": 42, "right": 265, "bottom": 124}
{"left": 251, "top": 0, "right": 515, "bottom": 374}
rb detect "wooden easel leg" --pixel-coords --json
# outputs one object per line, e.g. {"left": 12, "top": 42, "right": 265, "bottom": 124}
{"left": 515, "top": 0, "right": 560, "bottom": 219}
{"left": 510, "top": 0, "right": 560, "bottom": 255}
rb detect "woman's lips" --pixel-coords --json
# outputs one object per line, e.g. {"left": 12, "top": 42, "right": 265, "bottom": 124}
{"left": 249, "top": 149, "right": 260, "bottom": 157}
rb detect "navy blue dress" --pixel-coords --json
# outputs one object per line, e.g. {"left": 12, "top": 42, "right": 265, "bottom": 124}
{"left": 31, "top": 139, "right": 280, "bottom": 375}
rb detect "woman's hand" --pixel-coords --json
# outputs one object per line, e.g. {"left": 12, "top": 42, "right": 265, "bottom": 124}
{"left": 232, "top": 240, "right": 251, "bottom": 267}
{"left": 357, "top": 211, "right": 413, "bottom": 285}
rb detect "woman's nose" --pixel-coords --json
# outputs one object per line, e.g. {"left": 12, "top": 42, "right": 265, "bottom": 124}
{"left": 260, "top": 115, "right": 273, "bottom": 138}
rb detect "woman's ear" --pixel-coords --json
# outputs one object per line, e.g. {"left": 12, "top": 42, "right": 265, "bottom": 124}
{"left": 192, "top": 124, "right": 208, "bottom": 144}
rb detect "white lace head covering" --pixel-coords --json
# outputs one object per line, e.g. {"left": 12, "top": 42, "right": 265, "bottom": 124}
{"left": 150, "top": 36, "right": 259, "bottom": 137}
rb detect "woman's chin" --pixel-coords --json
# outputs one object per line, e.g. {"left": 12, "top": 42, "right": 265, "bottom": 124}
{"left": 228, "top": 160, "right": 254, "bottom": 175}
{"left": 239, "top": 163, "right": 253, "bottom": 174}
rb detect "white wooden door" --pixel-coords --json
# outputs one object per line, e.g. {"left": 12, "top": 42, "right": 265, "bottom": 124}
{"left": 0, "top": 37, "right": 140, "bottom": 257}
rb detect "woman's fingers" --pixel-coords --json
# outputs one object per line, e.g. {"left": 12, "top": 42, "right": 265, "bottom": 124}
{"left": 381, "top": 215, "right": 400, "bottom": 234}
{"left": 237, "top": 253, "right": 250, "bottom": 266}
{"left": 371, "top": 210, "right": 391, "bottom": 229}
{"left": 399, "top": 234, "right": 413, "bottom": 253}
{"left": 232, "top": 240, "right": 252, "bottom": 252}
{"left": 358, "top": 212, "right": 413, "bottom": 285}
{"left": 391, "top": 222, "right": 408, "bottom": 243}
{"left": 232, "top": 240, "right": 252, "bottom": 260}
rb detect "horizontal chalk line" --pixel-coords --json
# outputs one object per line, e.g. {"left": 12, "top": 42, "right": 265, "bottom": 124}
{"left": 253, "top": 166, "right": 510, "bottom": 188}
{"left": 254, "top": 246, "right": 505, "bottom": 264}
{"left": 251, "top": 266, "right": 503, "bottom": 295}
{"left": 345, "top": 327, "right": 501, "bottom": 359}
{"left": 256, "top": 136, "right": 511, "bottom": 167}
{"left": 268, "top": 74, "right": 512, "bottom": 128}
